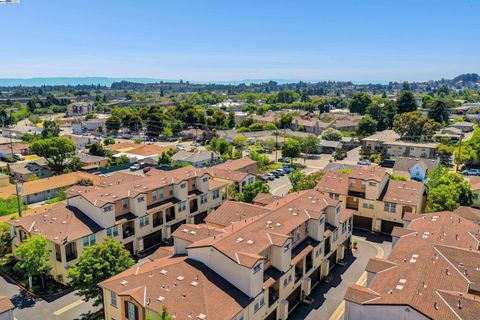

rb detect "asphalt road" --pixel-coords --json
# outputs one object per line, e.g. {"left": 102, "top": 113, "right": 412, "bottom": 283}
{"left": 267, "top": 174, "right": 292, "bottom": 196}
{"left": 0, "top": 275, "right": 99, "bottom": 320}
{"left": 290, "top": 230, "right": 392, "bottom": 320}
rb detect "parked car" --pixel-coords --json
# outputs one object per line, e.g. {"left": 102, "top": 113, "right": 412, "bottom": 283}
{"left": 1, "top": 154, "right": 16, "bottom": 163}
{"left": 260, "top": 174, "right": 274, "bottom": 181}
{"left": 282, "top": 166, "right": 293, "bottom": 173}
{"left": 357, "top": 159, "right": 372, "bottom": 166}
{"left": 14, "top": 154, "right": 25, "bottom": 161}
{"left": 461, "top": 169, "right": 480, "bottom": 176}
{"left": 270, "top": 171, "right": 282, "bottom": 178}
{"left": 143, "top": 166, "right": 152, "bottom": 174}
{"left": 130, "top": 163, "right": 141, "bottom": 171}
{"left": 274, "top": 169, "right": 286, "bottom": 175}
{"left": 176, "top": 143, "right": 185, "bottom": 150}
{"left": 266, "top": 173, "right": 277, "bottom": 180}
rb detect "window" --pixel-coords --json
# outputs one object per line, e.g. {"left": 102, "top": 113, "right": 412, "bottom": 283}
{"left": 254, "top": 295, "right": 265, "bottom": 313}
{"left": 213, "top": 189, "right": 220, "bottom": 199}
{"left": 83, "top": 234, "right": 96, "bottom": 247}
{"left": 369, "top": 182, "right": 376, "bottom": 187}
{"left": 55, "top": 244, "right": 62, "bottom": 262}
{"left": 103, "top": 205, "right": 113, "bottom": 213}
{"left": 263, "top": 248, "right": 270, "bottom": 261}
{"left": 336, "top": 206, "right": 341, "bottom": 214}
{"left": 295, "top": 226, "right": 301, "bottom": 241}
{"left": 19, "top": 230, "right": 27, "bottom": 241}
{"left": 111, "top": 292, "right": 117, "bottom": 308}
{"left": 179, "top": 201, "right": 187, "bottom": 212}
{"left": 248, "top": 177, "right": 255, "bottom": 184}
{"left": 192, "top": 180, "right": 196, "bottom": 188}
{"left": 304, "top": 222, "right": 308, "bottom": 235}
{"left": 180, "top": 183, "right": 186, "bottom": 189}
{"left": 202, "top": 177, "right": 208, "bottom": 183}
{"left": 316, "top": 245, "right": 322, "bottom": 257}
{"left": 169, "top": 185, "right": 174, "bottom": 196}
{"left": 152, "top": 190, "right": 157, "bottom": 201}
{"left": 362, "top": 202, "right": 374, "bottom": 209}
{"left": 253, "top": 263, "right": 262, "bottom": 274}
{"left": 107, "top": 226, "right": 119, "bottom": 237}
{"left": 159, "top": 188, "right": 164, "bottom": 199}
{"left": 126, "top": 302, "right": 137, "bottom": 320}
{"left": 122, "top": 198, "right": 128, "bottom": 210}
{"left": 361, "top": 181, "right": 366, "bottom": 188}
{"left": 200, "top": 194, "right": 208, "bottom": 204}
{"left": 384, "top": 202, "right": 397, "bottom": 213}
{"left": 329, "top": 193, "right": 339, "bottom": 200}
{"left": 283, "top": 242, "right": 290, "bottom": 253}
{"left": 349, "top": 179, "right": 355, "bottom": 187}
{"left": 342, "top": 222, "right": 347, "bottom": 234}
{"left": 137, "top": 196, "right": 145, "bottom": 203}
{"left": 139, "top": 215, "right": 150, "bottom": 228}
{"left": 236, "top": 313, "right": 244, "bottom": 320}
{"left": 319, "top": 216, "right": 325, "bottom": 226}
{"left": 283, "top": 274, "right": 293, "bottom": 287}
{"left": 333, "top": 229, "right": 338, "bottom": 242}
{"left": 475, "top": 193, "right": 479, "bottom": 201}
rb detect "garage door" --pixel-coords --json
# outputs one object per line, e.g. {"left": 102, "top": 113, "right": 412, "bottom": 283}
{"left": 310, "top": 266, "right": 321, "bottom": 287}
{"left": 287, "top": 286, "right": 302, "bottom": 314}
{"left": 380, "top": 221, "right": 404, "bottom": 235}
{"left": 194, "top": 211, "right": 208, "bottom": 224}
{"left": 353, "top": 215, "right": 373, "bottom": 231}
{"left": 142, "top": 230, "right": 162, "bottom": 251}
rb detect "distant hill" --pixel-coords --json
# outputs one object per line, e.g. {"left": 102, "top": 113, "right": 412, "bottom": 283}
{"left": 452, "top": 73, "right": 479, "bottom": 85}
{"left": 0, "top": 77, "right": 164, "bottom": 87}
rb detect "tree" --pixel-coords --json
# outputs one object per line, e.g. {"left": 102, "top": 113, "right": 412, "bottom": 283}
{"left": 0, "top": 222, "right": 11, "bottom": 256}
{"left": 41, "top": 120, "right": 60, "bottom": 138}
{"left": 321, "top": 128, "right": 342, "bottom": 141}
{"left": 146, "top": 306, "right": 173, "bottom": 320}
{"left": 114, "top": 154, "right": 130, "bottom": 165}
{"left": 365, "top": 98, "right": 396, "bottom": 130}
{"left": 89, "top": 142, "right": 107, "bottom": 156}
{"left": 30, "top": 137, "right": 76, "bottom": 173}
{"left": 162, "top": 127, "right": 173, "bottom": 139}
{"left": 277, "top": 113, "right": 293, "bottom": 129}
{"left": 233, "top": 136, "right": 247, "bottom": 148}
{"left": 357, "top": 116, "right": 378, "bottom": 137}
{"left": 426, "top": 165, "right": 473, "bottom": 212}
{"left": 14, "top": 236, "right": 50, "bottom": 289}
{"left": 349, "top": 93, "right": 372, "bottom": 115}
{"left": 158, "top": 151, "right": 172, "bottom": 165}
{"left": 228, "top": 111, "right": 236, "bottom": 128}
{"left": 105, "top": 116, "right": 121, "bottom": 132}
{"left": 289, "top": 169, "right": 325, "bottom": 192}
{"left": 239, "top": 180, "right": 270, "bottom": 203}
{"left": 103, "top": 137, "right": 115, "bottom": 145}
{"left": 281, "top": 138, "right": 301, "bottom": 163}
{"left": 210, "top": 138, "right": 231, "bottom": 155}
{"left": 64, "top": 156, "right": 82, "bottom": 173}
{"left": 426, "top": 98, "right": 453, "bottom": 123}
{"left": 68, "top": 237, "right": 135, "bottom": 307}
{"left": 392, "top": 111, "right": 441, "bottom": 142}
{"left": 300, "top": 135, "right": 320, "bottom": 156}
{"left": 396, "top": 91, "right": 417, "bottom": 113}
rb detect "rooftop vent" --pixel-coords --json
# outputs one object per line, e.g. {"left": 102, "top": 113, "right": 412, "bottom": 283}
{"left": 191, "top": 281, "right": 198, "bottom": 287}
{"left": 177, "top": 276, "right": 184, "bottom": 281}
{"left": 246, "top": 240, "right": 254, "bottom": 245}
{"left": 157, "top": 296, "right": 165, "bottom": 302}
{"left": 396, "top": 285, "right": 404, "bottom": 290}
{"left": 266, "top": 221, "right": 272, "bottom": 225}
{"left": 276, "top": 223, "right": 282, "bottom": 227}
{"left": 399, "top": 279, "right": 407, "bottom": 284}
{"left": 236, "top": 237, "right": 244, "bottom": 243}
{"left": 182, "top": 229, "right": 189, "bottom": 233}
{"left": 190, "top": 231, "right": 197, "bottom": 235}
{"left": 120, "top": 280, "right": 128, "bottom": 286}
{"left": 160, "top": 269, "right": 168, "bottom": 275}
{"left": 197, "top": 314, "right": 207, "bottom": 320}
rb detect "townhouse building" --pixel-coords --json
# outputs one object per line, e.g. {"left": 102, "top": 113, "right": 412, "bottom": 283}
{"left": 7, "top": 167, "right": 227, "bottom": 284}
{"left": 100, "top": 189, "right": 354, "bottom": 320}
{"left": 316, "top": 166, "right": 425, "bottom": 234}
{"left": 344, "top": 210, "right": 480, "bottom": 320}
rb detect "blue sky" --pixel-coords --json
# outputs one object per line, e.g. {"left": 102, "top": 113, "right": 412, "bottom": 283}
{"left": 0, "top": 0, "right": 478, "bottom": 82}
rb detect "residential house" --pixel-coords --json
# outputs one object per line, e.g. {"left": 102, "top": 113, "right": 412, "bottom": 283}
{"left": 434, "top": 127, "right": 464, "bottom": 142}
{"left": 111, "top": 144, "right": 173, "bottom": 163}
{"left": 392, "top": 157, "right": 439, "bottom": 182}
{"left": 315, "top": 166, "right": 425, "bottom": 234}
{"left": 214, "top": 157, "right": 258, "bottom": 175}
{"left": 78, "top": 153, "right": 109, "bottom": 169}
{"left": 66, "top": 102, "right": 95, "bottom": 116}
{"left": 72, "top": 119, "right": 106, "bottom": 134}
{"left": 8, "top": 158, "right": 52, "bottom": 182}
{"left": 0, "top": 171, "right": 101, "bottom": 205}
{"left": 100, "top": 189, "right": 354, "bottom": 320}
{"left": 179, "top": 128, "right": 205, "bottom": 140}
{"left": 1, "top": 127, "right": 42, "bottom": 138}
{"left": 252, "top": 113, "right": 280, "bottom": 125}
{"left": 7, "top": 166, "right": 228, "bottom": 284}
{"left": 171, "top": 150, "right": 217, "bottom": 168}
{"left": 449, "top": 121, "right": 474, "bottom": 133}
{"left": 0, "top": 296, "right": 14, "bottom": 320}
{"left": 319, "top": 140, "right": 342, "bottom": 154}
{"left": 0, "top": 143, "right": 29, "bottom": 157}
{"left": 207, "top": 167, "right": 256, "bottom": 194}
{"left": 361, "top": 130, "right": 438, "bottom": 159}
{"left": 291, "top": 118, "right": 332, "bottom": 135}
{"left": 344, "top": 211, "right": 480, "bottom": 320}
{"left": 204, "top": 200, "right": 271, "bottom": 228}
{"left": 469, "top": 177, "right": 480, "bottom": 208}
{"left": 61, "top": 134, "right": 95, "bottom": 149}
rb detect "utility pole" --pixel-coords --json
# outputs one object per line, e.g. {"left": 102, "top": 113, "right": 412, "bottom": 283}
{"left": 456, "top": 134, "right": 463, "bottom": 173}
{"left": 275, "top": 129, "right": 278, "bottom": 163}
{"left": 9, "top": 133, "right": 22, "bottom": 217}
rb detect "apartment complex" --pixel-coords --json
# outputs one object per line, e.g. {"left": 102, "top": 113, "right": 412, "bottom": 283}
{"left": 316, "top": 166, "right": 425, "bottom": 234}
{"left": 344, "top": 210, "right": 480, "bottom": 320}
{"left": 7, "top": 167, "right": 228, "bottom": 283}
{"left": 100, "top": 189, "right": 354, "bottom": 320}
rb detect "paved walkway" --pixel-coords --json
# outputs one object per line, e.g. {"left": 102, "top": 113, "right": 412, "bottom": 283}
{"left": 290, "top": 231, "right": 392, "bottom": 320}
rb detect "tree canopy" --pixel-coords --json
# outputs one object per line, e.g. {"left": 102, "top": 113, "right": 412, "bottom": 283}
{"left": 321, "top": 128, "right": 342, "bottom": 141}
{"left": 396, "top": 90, "right": 417, "bottom": 113}
{"left": 281, "top": 138, "right": 301, "bottom": 161}
{"left": 349, "top": 93, "right": 372, "bottom": 114}
{"left": 239, "top": 180, "right": 270, "bottom": 203}
{"left": 392, "top": 111, "right": 441, "bottom": 142}
{"left": 30, "top": 137, "right": 76, "bottom": 173}
{"left": 14, "top": 236, "right": 51, "bottom": 289}
{"left": 68, "top": 237, "right": 135, "bottom": 307}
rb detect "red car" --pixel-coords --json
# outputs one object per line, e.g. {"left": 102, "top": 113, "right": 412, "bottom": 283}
{"left": 143, "top": 166, "right": 152, "bottom": 174}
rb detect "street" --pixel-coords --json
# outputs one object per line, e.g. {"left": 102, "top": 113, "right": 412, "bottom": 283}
{"left": 290, "top": 230, "right": 392, "bottom": 320}
{"left": 0, "top": 274, "right": 99, "bottom": 320}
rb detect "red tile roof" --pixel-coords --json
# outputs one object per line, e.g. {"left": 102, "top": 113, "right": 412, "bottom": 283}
{"left": 204, "top": 201, "right": 271, "bottom": 228}
{"left": 0, "top": 296, "right": 14, "bottom": 314}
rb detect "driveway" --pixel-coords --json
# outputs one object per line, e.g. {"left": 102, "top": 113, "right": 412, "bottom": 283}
{"left": 290, "top": 230, "right": 392, "bottom": 320}
{"left": 267, "top": 174, "right": 292, "bottom": 196}
{"left": 0, "top": 275, "right": 99, "bottom": 320}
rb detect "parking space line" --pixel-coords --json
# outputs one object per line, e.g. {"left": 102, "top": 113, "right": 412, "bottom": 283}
{"left": 53, "top": 299, "right": 84, "bottom": 316}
